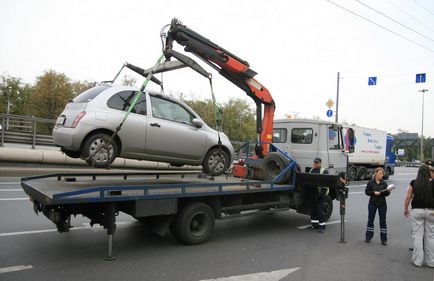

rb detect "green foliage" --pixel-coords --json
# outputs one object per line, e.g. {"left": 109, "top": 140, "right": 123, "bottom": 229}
{"left": 29, "top": 70, "right": 74, "bottom": 120}
{"left": 184, "top": 97, "right": 256, "bottom": 142}
{"left": 0, "top": 74, "right": 32, "bottom": 115}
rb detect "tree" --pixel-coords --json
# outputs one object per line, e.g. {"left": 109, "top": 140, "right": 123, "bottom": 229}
{"left": 184, "top": 97, "right": 256, "bottom": 142}
{"left": 71, "top": 80, "right": 95, "bottom": 97}
{"left": 121, "top": 75, "right": 137, "bottom": 86}
{"left": 221, "top": 98, "right": 256, "bottom": 141}
{"left": 0, "top": 74, "right": 32, "bottom": 116}
{"left": 29, "top": 70, "right": 73, "bottom": 120}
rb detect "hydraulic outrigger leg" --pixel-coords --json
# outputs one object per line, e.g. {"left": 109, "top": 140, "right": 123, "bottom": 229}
{"left": 104, "top": 202, "right": 117, "bottom": 260}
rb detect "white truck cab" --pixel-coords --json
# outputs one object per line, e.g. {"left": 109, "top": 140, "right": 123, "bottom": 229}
{"left": 272, "top": 118, "right": 352, "bottom": 175}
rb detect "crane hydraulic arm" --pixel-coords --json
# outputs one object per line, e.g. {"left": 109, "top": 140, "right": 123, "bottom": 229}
{"left": 163, "top": 18, "right": 275, "bottom": 157}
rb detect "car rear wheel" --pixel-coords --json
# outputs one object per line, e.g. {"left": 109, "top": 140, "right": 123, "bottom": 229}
{"left": 82, "top": 133, "right": 118, "bottom": 168}
{"left": 202, "top": 147, "right": 229, "bottom": 176}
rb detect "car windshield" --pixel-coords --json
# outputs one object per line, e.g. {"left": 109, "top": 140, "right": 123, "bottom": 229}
{"left": 73, "top": 85, "right": 110, "bottom": 103}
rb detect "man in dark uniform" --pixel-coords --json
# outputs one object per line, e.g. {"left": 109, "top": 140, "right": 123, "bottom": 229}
{"left": 308, "top": 157, "right": 329, "bottom": 233}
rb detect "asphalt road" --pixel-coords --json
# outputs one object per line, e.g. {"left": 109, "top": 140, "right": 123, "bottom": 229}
{"left": 0, "top": 167, "right": 433, "bottom": 281}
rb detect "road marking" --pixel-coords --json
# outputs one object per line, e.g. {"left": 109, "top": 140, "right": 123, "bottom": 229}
{"left": 0, "top": 198, "right": 28, "bottom": 201}
{"left": 0, "top": 221, "right": 136, "bottom": 237}
{"left": 199, "top": 267, "right": 300, "bottom": 281}
{"left": 0, "top": 265, "right": 33, "bottom": 274}
{"left": 349, "top": 191, "right": 364, "bottom": 195}
{"left": 0, "top": 189, "right": 23, "bottom": 191}
{"left": 297, "top": 220, "right": 344, "bottom": 229}
{"left": 0, "top": 182, "right": 20, "bottom": 185}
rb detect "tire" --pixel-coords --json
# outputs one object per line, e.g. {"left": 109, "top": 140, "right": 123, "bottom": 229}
{"left": 348, "top": 166, "right": 357, "bottom": 181}
{"left": 357, "top": 167, "right": 367, "bottom": 181}
{"left": 202, "top": 147, "right": 229, "bottom": 176}
{"left": 262, "top": 152, "right": 291, "bottom": 184}
{"left": 322, "top": 195, "right": 333, "bottom": 222}
{"left": 175, "top": 202, "right": 215, "bottom": 245}
{"left": 383, "top": 167, "right": 391, "bottom": 180}
{"left": 82, "top": 133, "right": 118, "bottom": 168}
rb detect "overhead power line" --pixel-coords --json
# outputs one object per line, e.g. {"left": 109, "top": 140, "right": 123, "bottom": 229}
{"left": 356, "top": 0, "right": 434, "bottom": 42}
{"left": 326, "top": 0, "right": 434, "bottom": 53}
{"left": 387, "top": 0, "right": 434, "bottom": 33}
{"left": 414, "top": 0, "right": 434, "bottom": 15}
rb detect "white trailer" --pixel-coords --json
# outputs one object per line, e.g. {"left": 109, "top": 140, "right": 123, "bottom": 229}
{"left": 345, "top": 126, "right": 392, "bottom": 181}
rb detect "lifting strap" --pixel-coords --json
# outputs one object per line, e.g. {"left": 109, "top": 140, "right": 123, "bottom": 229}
{"left": 87, "top": 54, "right": 165, "bottom": 166}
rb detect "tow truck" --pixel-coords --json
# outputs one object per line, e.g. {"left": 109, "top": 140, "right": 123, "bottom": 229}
{"left": 21, "top": 19, "right": 353, "bottom": 259}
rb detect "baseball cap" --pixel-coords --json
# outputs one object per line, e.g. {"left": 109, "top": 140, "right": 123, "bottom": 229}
{"left": 314, "top": 157, "right": 322, "bottom": 163}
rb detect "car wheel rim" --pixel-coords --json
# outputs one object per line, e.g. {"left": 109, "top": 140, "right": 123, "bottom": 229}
{"left": 208, "top": 151, "right": 226, "bottom": 173}
{"left": 89, "top": 138, "right": 113, "bottom": 163}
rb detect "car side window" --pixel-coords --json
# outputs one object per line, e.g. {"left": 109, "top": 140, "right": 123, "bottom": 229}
{"left": 107, "top": 91, "right": 146, "bottom": 115}
{"left": 272, "top": 128, "right": 287, "bottom": 143}
{"left": 150, "top": 96, "right": 194, "bottom": 124}
{"left": 291, "top": 128, "right": 313, "bottom": 144}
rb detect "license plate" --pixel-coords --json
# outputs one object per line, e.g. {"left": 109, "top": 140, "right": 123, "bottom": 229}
{"left": 56, "top": 116, "right": 66, "bottom": 125}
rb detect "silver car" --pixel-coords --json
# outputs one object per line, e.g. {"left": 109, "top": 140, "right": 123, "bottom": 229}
{"left": 53, "top": 84, "right": 234, "bottom": 176}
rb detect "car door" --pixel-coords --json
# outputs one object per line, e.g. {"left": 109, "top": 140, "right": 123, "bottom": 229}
{"left": 146, "top": 95, "right": 207, "bottom": 161}
{"left": 106, "top": 90, "right": 148, "bottom": 156}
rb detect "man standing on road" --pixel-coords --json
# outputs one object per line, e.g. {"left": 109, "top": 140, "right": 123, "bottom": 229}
{"left": 308, "top": 157, "right": 329, "bottom": 233}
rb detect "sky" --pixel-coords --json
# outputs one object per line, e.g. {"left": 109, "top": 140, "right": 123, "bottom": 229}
{"left": 1, "top": 0, "right": 433, "bottom": 138}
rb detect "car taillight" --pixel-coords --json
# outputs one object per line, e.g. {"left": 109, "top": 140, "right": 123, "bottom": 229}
{"left": 71, "top": 111, "right": 86, "bottom": 128}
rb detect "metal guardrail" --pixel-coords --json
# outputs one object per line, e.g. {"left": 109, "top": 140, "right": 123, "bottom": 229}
{"left": 0, "top": 114, "right": 56, "bottom": 148}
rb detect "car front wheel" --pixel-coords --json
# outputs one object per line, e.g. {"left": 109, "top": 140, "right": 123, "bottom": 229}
{"left": 82, "top": 133, "right": 118, "bottom": 168}
{"left": 202, "top": 147, "right": 229, "bottom": 176}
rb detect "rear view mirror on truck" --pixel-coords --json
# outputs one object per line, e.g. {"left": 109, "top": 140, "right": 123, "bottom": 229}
{"left": 345, "top": 128, "right": 355, "bottom": 153}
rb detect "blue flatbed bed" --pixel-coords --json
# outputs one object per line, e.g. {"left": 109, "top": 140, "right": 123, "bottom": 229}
{"left": 21, "top": 171, "right": 295, "bottom": 205}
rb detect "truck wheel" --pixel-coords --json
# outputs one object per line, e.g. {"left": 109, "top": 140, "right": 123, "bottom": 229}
{"left": 202, "top": 148, "right": 229, "bottom": 176}
{"left": 262, "top": 152, "right": 291, "bottom": 184}
{"left": 176, "top": 202, "right": 215, "bottom": 245}
{"left": 357, "top": 167, "right": 367, "bottom": 180}
{"left": 323, "top": 195, "right": 333, "bottom": 222}
{"left": 82, "top": 133, "right": 118, "bottom": 168}
{"left": 383, "top": 167, "right": 391, "bottom": 180}
{"left": 348, "top": 166, "right": 357, "bottom": 181}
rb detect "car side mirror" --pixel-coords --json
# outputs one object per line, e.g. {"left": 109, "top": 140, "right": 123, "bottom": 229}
{"left": 192, "top": 118, "right": 204, "bottom": 128}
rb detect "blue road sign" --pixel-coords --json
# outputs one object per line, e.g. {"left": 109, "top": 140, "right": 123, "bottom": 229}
{"left": 368, "top": 77, "right": 377, "bottom": 86}
{"left": 416, "top": 73, "right": 426, "bottom": 83}
{"left": 326, "top": 109, "right": 333, "bottom": 117}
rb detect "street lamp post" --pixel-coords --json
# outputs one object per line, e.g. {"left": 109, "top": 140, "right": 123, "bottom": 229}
{"left": 419, "top": 89, "right": 428, "bottom": 161}
{"left": 5, "top": 86, "right": 13, "bottom": 130}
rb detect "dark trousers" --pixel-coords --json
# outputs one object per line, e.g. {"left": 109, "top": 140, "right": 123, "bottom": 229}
{"left": 366, "top": 203, "right": 387, "bottom": 242}
{"left": 306, "top": 187, "right": 326, "bottom": 230}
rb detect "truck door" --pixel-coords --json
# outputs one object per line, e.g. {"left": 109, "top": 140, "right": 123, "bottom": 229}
{"left": 327, "top": 126, "right": 347, "bottom": 175}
